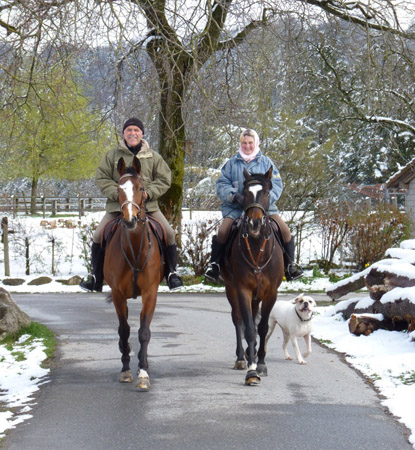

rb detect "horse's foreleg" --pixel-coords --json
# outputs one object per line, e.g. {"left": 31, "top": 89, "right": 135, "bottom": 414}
{"left": 239, "top": 294, "right": 260, "bottom": 386}
{"left": 232, "top": 312, "right": 246, "bottom": 370}
{"left": 113, "top": 294, "right": 132, "bottom": 383}
{"left": 136, "top": 290, "right": 157, "bottom": 391}
{"left": 256, "top": 298, "right": 275, "bottom": 377}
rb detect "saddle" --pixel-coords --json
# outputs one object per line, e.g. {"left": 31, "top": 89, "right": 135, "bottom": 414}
{"left": 101, "top": 214, "right": 167, "bottom": 252}
{"left": 223, "top": 216, "right": 284, "bottom": 261}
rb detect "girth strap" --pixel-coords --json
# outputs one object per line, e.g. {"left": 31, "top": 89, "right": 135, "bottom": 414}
{"left": 121, "top": 219, "right": 152, "bottom": 299}
{"left": 239, "top": 216, "right": 275, "bottom": 300}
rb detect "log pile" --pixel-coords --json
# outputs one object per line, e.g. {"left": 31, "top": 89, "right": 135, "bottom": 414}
{"left": 327, "top": 240, "right": 415, "bottom": 337}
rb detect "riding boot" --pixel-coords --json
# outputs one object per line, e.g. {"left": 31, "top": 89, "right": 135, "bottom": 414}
{"left": 283, "top": 238, "right": 304, "bottom": 281}
{"left": 164, "top": 244, "right": 183, "bottom": 290}
{"left": 79, "top": 242, "right": 105, "bottom": 292}
{"left": 204, "top": 235, "right": 225, "bottom": 284}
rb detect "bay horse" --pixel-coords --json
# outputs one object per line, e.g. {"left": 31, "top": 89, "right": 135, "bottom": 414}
{"left": 104, "top": 156, "right": 164, "bottom": 391}
{"left": 221, "top": 167, "right": 284, "bottom": 386}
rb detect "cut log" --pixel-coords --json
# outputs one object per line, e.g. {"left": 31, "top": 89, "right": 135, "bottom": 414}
{"left": 334, "top": 287, "right": 415, "bottom": 333}
{"left": 349, "top": 314, "right": 386, "bottom": 336}
{"left": 380, "top": 291, "right": 415, "bottom": 331}
{"left": 365, "top": 265, "right": 415, "bottom": 300}
{"left": 326, "top": 268, "right": 369, "bottom": 300}
{"left": 400, "top": 239, "right": 415, "bottom": 251}
{"left": 384, "top": 248, "right": 415, "bottom": 260}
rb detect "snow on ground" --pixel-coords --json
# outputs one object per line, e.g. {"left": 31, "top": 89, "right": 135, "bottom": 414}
{"left": 0, "top": 212, "right": 414, "bottom": 447}
{"left": 0, "top": 335, "right": 49, "bottom": 438}
{"left": 313, "top": 302, "right": 415, "bottom": 447}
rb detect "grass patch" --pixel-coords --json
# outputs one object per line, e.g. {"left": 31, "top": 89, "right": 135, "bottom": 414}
{"left": 181, "top": 274, "right": 204, "bottom": 286}
{"left": 397, "top": 371, "right": 415, "bottom": 385}
{"left": 317, "top": 339, "right": 333, "bottom": 345}
{"left": 1, "top": 322, "right": 56, "bottom": 363}
{"left": 11, "top": 351, "right": 26, "bottom": 362}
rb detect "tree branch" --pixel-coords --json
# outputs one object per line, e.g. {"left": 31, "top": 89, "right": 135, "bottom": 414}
{"left": 303, "top": 0, "right": 415, "bottom": 40}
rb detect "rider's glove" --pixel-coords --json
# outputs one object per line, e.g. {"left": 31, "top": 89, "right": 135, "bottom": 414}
{"left": 233, "top": 193, "right": 244, "bottom": 207}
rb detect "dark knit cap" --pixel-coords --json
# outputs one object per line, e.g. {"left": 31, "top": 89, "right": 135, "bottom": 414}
{"left": 123, "top": 118, "right": 144, "bottom": 134}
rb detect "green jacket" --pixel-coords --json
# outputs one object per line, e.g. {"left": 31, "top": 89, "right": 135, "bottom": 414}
{"left": 95, "top": 139, "right": 171, "bottom": 214}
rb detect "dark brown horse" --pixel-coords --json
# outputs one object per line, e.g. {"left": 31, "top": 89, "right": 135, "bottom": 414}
{"left": 104, "top": 156, "right": 164, "bottom": 391}
{"left": 221, "top": 168, "right": 284, "bottom": 386}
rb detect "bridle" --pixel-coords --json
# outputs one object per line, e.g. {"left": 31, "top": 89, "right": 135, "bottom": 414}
{"left": 238, "top": 182, "right": 275, "bottom": 299}
{"left": 118, "top": 172, "right": 151, "bottom": 299}
{"left": 118, "top": 173, "right": 146, "bottom": 224}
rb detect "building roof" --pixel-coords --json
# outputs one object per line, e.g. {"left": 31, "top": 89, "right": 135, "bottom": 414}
{"left": 386, "top": 157, "right": 415, "bottom": 189}
{"left": 347, "top": 183, "right": 385, "bottom": 200}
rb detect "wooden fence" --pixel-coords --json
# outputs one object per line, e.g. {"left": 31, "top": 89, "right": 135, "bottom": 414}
{"left": 0, "top": 195, "right": 107, "bottom": 218}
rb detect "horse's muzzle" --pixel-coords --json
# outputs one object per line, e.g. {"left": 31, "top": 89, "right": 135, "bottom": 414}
{"left": 247, "top": 218, "right": 263, "bottom": 237}
{"left": 123, "top": 217, "right": 137, "bottom": 230}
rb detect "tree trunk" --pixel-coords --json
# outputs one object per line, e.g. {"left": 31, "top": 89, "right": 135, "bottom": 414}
{"left": 25, "top": 237, "right": 30, "bottom": 275}
{"left": 157, "top": 73, "right": 185, "bottom": 231}
{"left": 30, "top": 177, "right": 39, "bottom": 215}
{"left": 1, "top": 217, "right": 10, "bottom": 276}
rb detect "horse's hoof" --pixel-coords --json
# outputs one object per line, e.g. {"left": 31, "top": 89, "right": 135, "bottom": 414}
{"left": 257, "top": 363, "right": 268, "bottom": 377}
{"left": 234, "top": 360, "right": 247, "bottom": 370}
{"left": 136, "top": 377, "right": 150, "bottom": 392}
{"left": 119, "top": 370, "right": 133, "bottom": 383}
{"left": 245, "top": 370, "right": 261, "bottom": 386}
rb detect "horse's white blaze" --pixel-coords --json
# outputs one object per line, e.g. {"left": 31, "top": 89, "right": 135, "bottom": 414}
{"left": 120, "top": 180, "right": 134, "bottom": 220}
{"left": 248, "top": 184, "right": 262, "bottom": 200}
{"left": 247, "top": 363, "right": 257, "bottom": 371}
{"left": 138, "top": 369, "right": 149, "bottom": 379}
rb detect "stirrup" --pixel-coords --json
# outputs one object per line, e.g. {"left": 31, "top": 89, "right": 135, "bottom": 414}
{"left": 285, "top": 263, "right": 304, "bottom": 282}
{"left": 204, "top": 262, "right": 220, "bottom": 284}
{"left": 79, "top": 274, "right": 103, "bottom": 292}
{"left": 167, "top": 272, "right": 183, "bottom": 291}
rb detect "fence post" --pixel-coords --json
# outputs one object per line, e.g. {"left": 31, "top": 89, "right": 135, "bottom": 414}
{"left": 1, "top": 217, "right": 10, "bottom": 276}
{"left": 11, "top": 195, "right": 14, "bottom": 218}
{"left": 52, "top": 199, "right": 57, "bottom": 216}
{"left": 12, "top": 195, "right": 17, "bottom": 218}
{"left": 42, "top": 195, "right": 46, "bottom": 219}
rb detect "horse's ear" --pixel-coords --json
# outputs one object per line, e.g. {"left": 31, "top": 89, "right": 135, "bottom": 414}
{"left": 266, "top": 167, "right": 273, "bottom": 180}
{"left": 132, "top": 156, "right": 141, "bottom": 174}
{"left": 117, "top": 158, "right": 126, "bottom": 176}
{"left": 243, "top": 169, "right": 251, "bottom": 180}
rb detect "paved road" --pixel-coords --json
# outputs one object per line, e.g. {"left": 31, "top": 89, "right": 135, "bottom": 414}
{"left": 2, "top": 292, "right": 412, "bottom": 450}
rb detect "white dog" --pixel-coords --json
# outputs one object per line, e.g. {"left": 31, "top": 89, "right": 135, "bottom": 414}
{"left": 265, "top": 293, "right": 316, "bottom": 365}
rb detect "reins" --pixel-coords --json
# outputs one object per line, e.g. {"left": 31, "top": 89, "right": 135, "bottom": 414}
{"left": 119, "top": 172, "right": 151, "bottom": 299}
{"left": 121, "top": 218, "right": 152, "bottom": 299}
{"left": 239, "top": 209, "right": 275, "bottom": 300}
{"left": 119, "top": 173, "right": 146, "bottom": 220}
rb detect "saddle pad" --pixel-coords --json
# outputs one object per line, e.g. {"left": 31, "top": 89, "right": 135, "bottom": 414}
{"left": 147, "top": 215, "right": 167, "bottom": 248}
{"left": 224, "top": 217, "right": 242, "bottom": 256}
{"left": 101, "top": 215, "right": 122, "bottom": 247}
{"left": 100, "top": 214, "right": 167, "bottom": 250}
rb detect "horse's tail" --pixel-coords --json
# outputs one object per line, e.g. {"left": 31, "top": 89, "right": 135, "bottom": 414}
{"left": 106, "top": 293, "right": 113, "bottom": 304}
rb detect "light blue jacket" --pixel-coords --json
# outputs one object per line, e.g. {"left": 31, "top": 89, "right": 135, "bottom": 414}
{"left": 216, "top": 151, "right": 283, "bottom": 219}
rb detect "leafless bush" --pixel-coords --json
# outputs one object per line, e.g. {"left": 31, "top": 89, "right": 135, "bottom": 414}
{"left": 180, "top": 218, "right": 219, "bottom": 277}
{"left": 346, "top": 203, "right": 411, "bottom": 271}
